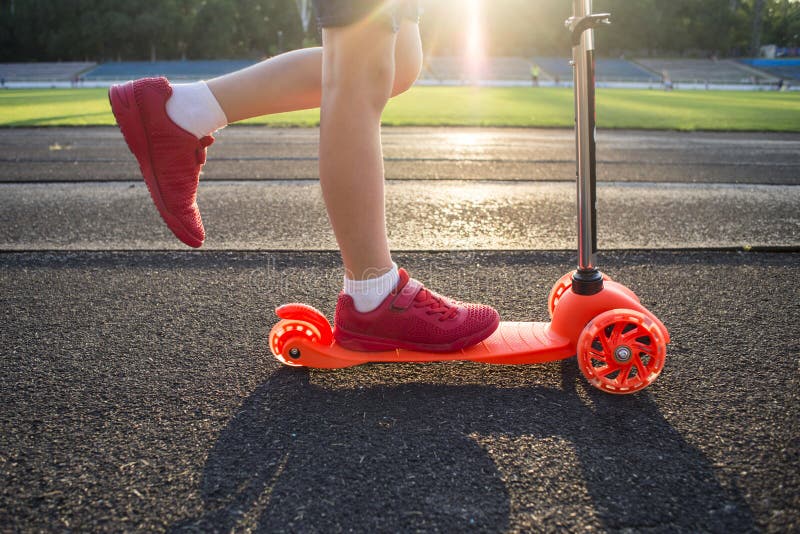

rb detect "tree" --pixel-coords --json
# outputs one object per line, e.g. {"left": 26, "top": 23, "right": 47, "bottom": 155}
{"left": 0, "top": 0, "right": 797, "bottom": 62}
{"left": 751, "top": 0, "right": 766, "bottom": 55}
{"left": 763, "top": 0, "right": 800, "bottom": 48}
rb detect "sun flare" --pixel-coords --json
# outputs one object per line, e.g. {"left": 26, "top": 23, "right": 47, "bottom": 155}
{"left": 464, "top": 0, "right": 485, "bottom": 81}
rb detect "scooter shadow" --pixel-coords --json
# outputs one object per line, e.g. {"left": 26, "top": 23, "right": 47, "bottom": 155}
{"left": 171, "top": 361, "right": 754, "bottom": 532}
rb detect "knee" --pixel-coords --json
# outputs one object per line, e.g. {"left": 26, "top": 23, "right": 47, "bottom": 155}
{"left": 327, "top": 61, "right": 394, "bottom": 112}
{"left": 392, "top": 25, "right": 422, "bottom": 96}
{"left": 364, "top": 60, "right": 396, "bottom": 108}
{"left": 392, "top": 47, "right": 422, "bottom": 96}
{"left": 323, "top": 43, "right": 396, "bottom": 112}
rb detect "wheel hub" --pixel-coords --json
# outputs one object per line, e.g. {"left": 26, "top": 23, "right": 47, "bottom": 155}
{"left": 613, "top": 345, "right": 633, "bottom": 364}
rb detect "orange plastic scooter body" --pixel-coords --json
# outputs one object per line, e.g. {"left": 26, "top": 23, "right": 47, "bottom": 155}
{"left": 270, "top": 276, "right": 669, "bottom": 369}
{"left": 276, "top": 320, "right": 573, "bottom": 369}
{"left": 550, "top": 279, "right": 670, "bottom": 345}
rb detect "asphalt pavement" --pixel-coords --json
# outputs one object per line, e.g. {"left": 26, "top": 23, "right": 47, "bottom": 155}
{"left": 0, "top": 126, "right": 798, "bottom": 532}
{"left": 2, "top": 181, "right": 797, "bottom": 250}
{"left": 2, "top": 127, "right": 799, "bottom": 184}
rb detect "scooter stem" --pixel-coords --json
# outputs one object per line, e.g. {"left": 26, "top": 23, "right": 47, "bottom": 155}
{"left": 568, "top": 0, "right": 610, "bottom": 295}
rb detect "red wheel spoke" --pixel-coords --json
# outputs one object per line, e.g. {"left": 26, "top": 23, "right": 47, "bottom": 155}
{"left": 609, "top": 322, "right": 624, "bottom": 346}
{"left": 588, "top": 349, "right": 608, "bottom": 363}
{"left": 620, "top": 325, "right": 644, "bottom": 344}
{"left": 617, "top": 364, "right": 632, "bottom": 386}
{"left": 632, "top": 342, "right": 654, "bottom": 357}
{"left": 633, "top": 356, "right": 649, "bottom": 381}
{"left": 598, "top": 332, "right": 613, "bottom": 356}
{"left": 599, "top": 362, "right": 621, "bottom": 378}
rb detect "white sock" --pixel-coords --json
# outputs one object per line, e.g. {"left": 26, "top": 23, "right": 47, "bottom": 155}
{"left": 344, "top": 263, "right": 400, "bottom": 313}
{"left": 165, "top": 81, "right": 228, "bottom": 139}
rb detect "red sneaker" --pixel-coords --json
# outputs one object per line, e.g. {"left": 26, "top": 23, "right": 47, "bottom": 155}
{"left": 109, "top": 77, "right": 212, "bottom": 248}
{"left": 333, "top": 268, "right": 500, "bottom": 352}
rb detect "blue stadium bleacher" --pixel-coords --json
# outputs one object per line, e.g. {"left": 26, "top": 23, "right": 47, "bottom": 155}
{"left": 421, "top": 56, "right": 538, "bottom": 82}
{"left": 531, "top": 57, "right": 657, "bottom": 83}
{"left": 595, "top": 59, "right": 659, "bottom": 82}
{"left": 6, "top": 57, "right": 791, "bottom": 86}
{"left": 530, "top": 57, "right": 572, "bottom": 81}
{"left": 0, "top": 62, "right": 96, "bottom": 81}
{"left": 740, "top": 58, "right": 800, "bottom": 81}
{"left": 633, "top": 58, "right": 776, "bottom": 84}
{"left": 83, "top": 60, "right": 259, "bottom": 82}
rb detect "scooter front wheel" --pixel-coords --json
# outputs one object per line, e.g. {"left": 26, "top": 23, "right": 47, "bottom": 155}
{"left": 577, "top": 309, "right": 667, "bottom": 394}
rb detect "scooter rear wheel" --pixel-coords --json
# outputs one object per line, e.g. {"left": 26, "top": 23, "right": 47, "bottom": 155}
{"left": 269, "top": 319, "right": 322, "bottom": 367}
{"left": 577, "top": 309, "right": 666, "bottom": 394}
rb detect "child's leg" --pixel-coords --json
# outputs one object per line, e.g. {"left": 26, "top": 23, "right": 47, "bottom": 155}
{"left": 204, "top": 21, "right": 422, "bottom": 123}
{"left": 108, "top": 0, "right": 501, "bottom": 352}
{"left": 318, "top": 18, "right": 397, "bottom": 281}
{"left": 314, "top": 8, "right": 499, "bottom": 353}
{"left": 108, "top": 19, "right": 421, "bottom": 250}
{"left": 211, "top": 20, "right": 422, "bottom": 279}
{"left": 206, "top": 48, "right": 322, "bottom": 123}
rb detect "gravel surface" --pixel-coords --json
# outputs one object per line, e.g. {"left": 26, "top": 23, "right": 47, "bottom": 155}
{"left": 1, "top": 250, "right": 797, "bottom": 532}
{"left": 2, "top": 126, "right": 798, "bottom": 532}
{"left": 2, "top": 181, "right": 798, "bottom": 251}
{"left": 2, "top": 127, "right": 798, "bottom": 184}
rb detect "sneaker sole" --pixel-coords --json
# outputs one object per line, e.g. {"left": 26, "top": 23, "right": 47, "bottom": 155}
{"left": 333, "top": 314, "right": 501, "bottom": 353}
{"left": 108, "top": 82, "right": 203, "bottom": 248}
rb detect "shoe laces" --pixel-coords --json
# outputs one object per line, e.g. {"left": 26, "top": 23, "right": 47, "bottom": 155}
{"left": 414, "top": 288, "right": 459, "bottom": 321}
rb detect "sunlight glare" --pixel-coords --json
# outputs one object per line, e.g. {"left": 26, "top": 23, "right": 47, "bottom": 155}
{"left": 464, "top": 0, "right": 485, "bottom": 83}
{"left": 448, "top": 132, "right": 483, "bottom": 146}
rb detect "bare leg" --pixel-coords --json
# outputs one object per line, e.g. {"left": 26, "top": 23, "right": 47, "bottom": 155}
{"left": 206, "top": 48, "right": 322, "bottom": 123}
{"left": 207, "top": 21, "right": 421, "bottom": 280}
{"left": 206, "top": 22, "right": 421, "bottom": 123}
{"left": 318, "top": 20, "right": 397, "bottom": 280}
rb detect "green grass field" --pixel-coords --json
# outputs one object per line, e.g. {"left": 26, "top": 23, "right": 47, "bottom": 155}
{"left": 1, "top": 86, "right": 798, "bottom": 131}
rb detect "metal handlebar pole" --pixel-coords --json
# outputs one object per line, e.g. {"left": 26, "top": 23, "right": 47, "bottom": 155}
{"left": 567, "top": 0, "right": 609, "bottom": 295}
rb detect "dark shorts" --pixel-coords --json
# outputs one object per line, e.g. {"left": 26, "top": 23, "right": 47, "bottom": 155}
{"left": 313, "top": 0, "right": 419, "bottom": 32}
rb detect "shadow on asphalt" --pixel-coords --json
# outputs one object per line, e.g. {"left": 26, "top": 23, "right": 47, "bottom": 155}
{"left": 171, "top": 361, "right": 754, "bottom": 532}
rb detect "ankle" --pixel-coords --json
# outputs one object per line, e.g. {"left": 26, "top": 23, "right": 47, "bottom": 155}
{"left": 343, "top": 262, "right": 400, "bottom": 313}
{"left": 165, "top": 81, "right": 228, "bottom": 138}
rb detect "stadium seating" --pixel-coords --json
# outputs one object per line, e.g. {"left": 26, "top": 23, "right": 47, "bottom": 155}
{"left": 420, "top": 56, "right": 471, "bottom": 81}
{"left": 83, "top": 60, "right": 258, "bottom": 82}
{"left": 0, "top": 62, "right": 96, "bottom": 82}
{"left": 5, "top": 57, "right": 791, "bottom": 86}
{"left": 595, "top": 59, "right": 659, "bottom": 82}
{"left": 420, "top": 56, "right": 656, "bottom": 83}
{"left": 529, "top": 57, "right": 571, "bottom": 81}
{"left": 633, "top": 58, "right": 777, "bottom": 84}
{"left": 481, "top": 57, "right": 535, "bottom": 81}
{"left": 421, "top": 56, "right": 535, "bottom": 83}
{"left": 531, "top": 57, "right": 659, "bottom": 83}
{"left": 739, "top": 58, "right": 800, "bottom": 81}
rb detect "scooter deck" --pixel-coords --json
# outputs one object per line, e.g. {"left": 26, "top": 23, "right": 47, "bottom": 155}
{"left": 275, "top": 321, "right": 574, "bottom": 369}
